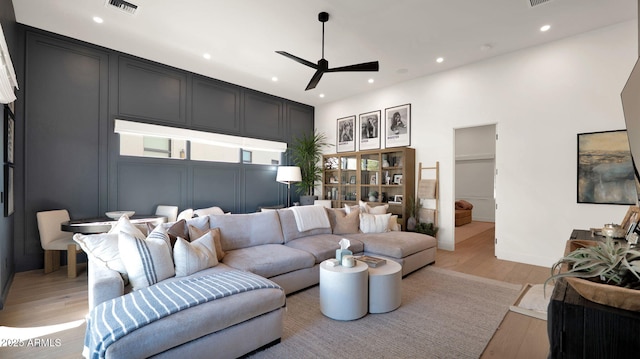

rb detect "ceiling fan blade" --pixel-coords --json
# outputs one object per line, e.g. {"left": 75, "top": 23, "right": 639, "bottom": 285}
{"left": 327, "top": 61, "right": 379, "bottom": 73}
{"left": 275, "top": 51, "right": 317, "bottom": 69}
{"left": 305, "top": 69, "right": 325, "bottom": 91}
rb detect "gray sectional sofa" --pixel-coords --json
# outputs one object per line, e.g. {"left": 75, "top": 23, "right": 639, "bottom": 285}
{"left": 86, "top": 207, "right": 437, "bottom": 358}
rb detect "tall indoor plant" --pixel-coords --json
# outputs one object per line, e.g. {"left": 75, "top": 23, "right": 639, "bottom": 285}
{"left": 291, "top": 131, "right": 330, "bottom": 205}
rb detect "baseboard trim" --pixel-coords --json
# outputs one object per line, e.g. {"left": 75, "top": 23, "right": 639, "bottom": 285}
{"left": 0, "top": 271, "right": 15, "bottom": 310}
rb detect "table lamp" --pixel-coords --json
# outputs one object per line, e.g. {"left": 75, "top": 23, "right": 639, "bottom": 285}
{"left": 276, "top": 166, "right": 302, "bottom": 207}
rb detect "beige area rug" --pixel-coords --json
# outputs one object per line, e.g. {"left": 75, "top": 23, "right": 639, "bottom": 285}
{"left": 250, "top": 266, "right": 521, "bottom": 359}
{"left": 455, "top": 221, "right": 495, "bottom": 243}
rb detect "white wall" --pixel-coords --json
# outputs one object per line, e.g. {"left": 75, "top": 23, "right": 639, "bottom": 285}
{"left": 315, "top": 21, "right": 638, "bottom": 267}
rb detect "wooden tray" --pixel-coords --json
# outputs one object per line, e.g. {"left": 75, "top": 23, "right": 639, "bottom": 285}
{"left": 562, "top": 240, "right": 640, "bottom": 311}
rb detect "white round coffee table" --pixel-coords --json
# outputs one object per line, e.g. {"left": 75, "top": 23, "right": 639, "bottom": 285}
{"left": 319, "top": 260, "right": 368, "bottom": 320}
{"left": 367, "top": 259, "right": 402, "bottom": 313}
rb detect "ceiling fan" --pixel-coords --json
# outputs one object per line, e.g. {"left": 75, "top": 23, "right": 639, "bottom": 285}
{"left": 276, "top": 12, "right": 379, "bottom": 91}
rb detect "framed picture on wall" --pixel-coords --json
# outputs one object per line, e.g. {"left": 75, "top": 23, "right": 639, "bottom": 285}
{"left": 4, "top": 107, "right": 15, "bottom": 164}
{"left": 577, "top": 130, "right": 636, "bottom": 205}
{"left": 337, "top": 115, "right": 356, "bottom": 152}
{"left": 384, "top": 104, "right": 411, "bottom": 148}
{"left": 359, "top": 110, "right": 381, "bottom": 150}
{"left": 4, "top": 164, "right": 14, "bottom": 216}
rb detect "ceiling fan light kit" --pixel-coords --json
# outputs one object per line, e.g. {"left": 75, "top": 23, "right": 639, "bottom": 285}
{"left": 276, "top": 12, "right": 379, "bottom": 91}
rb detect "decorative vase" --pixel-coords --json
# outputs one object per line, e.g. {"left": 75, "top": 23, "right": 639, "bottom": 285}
{"left": 369, "top": 196, "right": 377, "bottom": 202}
{"left": 407, "top": 216, "right": 417, "bottom": 231}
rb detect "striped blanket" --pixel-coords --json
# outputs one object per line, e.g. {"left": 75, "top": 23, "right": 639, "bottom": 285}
{"left": 83, "top": 270, "right": 282, "bottom": 359}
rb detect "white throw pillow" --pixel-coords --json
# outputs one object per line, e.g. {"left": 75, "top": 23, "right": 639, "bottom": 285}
{"left": 357, "top": 200, "right": 389, "bottom": 214}
{"left": 368, "top": 203, "right": 389, "bottom": 215}
{"left": 73, "top": 232, "right": 128, "bottom": 279}
{"left": 174, "top": 231, "right": 219, "bottom": 277}
{"left": 344, "top": 204, "right": 360, "bottom": 214}
{"left": 360, "top": 213, "right": 392, "bottom": 233}
{"left": 119, "top": 224, "right": 175, "bottom": 290}
{"left": 109, "top": 214, "right": 146, "bottom": 239}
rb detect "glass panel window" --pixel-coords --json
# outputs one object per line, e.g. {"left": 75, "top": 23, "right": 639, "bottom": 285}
{"left": 191, "top": 142, "right": 239, "bottom": 163}
{"left": 119, "top": 133, "right": 187, "bottom": 160}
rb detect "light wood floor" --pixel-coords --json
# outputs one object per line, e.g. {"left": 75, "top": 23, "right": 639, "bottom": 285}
{"left": 0, "top": 226, "right": 550, "bottom": 358}
{"left": 441, "top": 224, "right": 551, "bottom": 359}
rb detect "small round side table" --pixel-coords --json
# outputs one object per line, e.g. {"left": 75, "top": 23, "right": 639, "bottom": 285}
{"left": 368, "top": 259, "right": 402, "bottom": 313}
{"left": 319, "top": 260, "right": 368, "bottom": 320}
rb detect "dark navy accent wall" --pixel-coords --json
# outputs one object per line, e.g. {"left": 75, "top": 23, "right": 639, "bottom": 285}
{"left": 15, "top": 27, "right": 314, "bottom": 272}
{"left": 0, "top": 0, "right": 17, "bottom": 309}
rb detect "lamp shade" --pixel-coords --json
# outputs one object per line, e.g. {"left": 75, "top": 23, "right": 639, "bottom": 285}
{"left": 276, "top": 166, "right": 302, "bottom": 184}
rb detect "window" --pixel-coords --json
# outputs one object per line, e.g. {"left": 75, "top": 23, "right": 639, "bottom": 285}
{"left": 115, "top": 119, "right": 286, "bottom": 164}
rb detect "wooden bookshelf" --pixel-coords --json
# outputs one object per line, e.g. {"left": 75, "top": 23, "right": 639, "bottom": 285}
{"left": 322, "top": 147, "right": 415, "bottom": 228}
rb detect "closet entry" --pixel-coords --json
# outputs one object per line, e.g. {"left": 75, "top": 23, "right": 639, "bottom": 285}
{"left": 454, "top": 124, "right": 497, "bottom": 251}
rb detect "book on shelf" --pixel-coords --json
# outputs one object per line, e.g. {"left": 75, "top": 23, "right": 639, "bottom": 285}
{"left": 357, "top": 255, "right": 386, "bottom": 267}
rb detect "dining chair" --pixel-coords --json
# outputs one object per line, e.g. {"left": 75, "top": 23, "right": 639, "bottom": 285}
{"left": 193, "top": 206, "right": 224, "bottom": 217}
{"left": 155, "top": 205, "right": 179, "bottom": 222}
{"left": 177, "top": 208, "right": 194, "bottom": 221}
{"left": 36, "top": 209, "right": 82, "bottom": 278}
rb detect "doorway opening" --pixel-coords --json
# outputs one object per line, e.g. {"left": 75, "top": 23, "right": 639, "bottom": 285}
{"left": 454, "top": 124, "right": 496, "bottom": 253}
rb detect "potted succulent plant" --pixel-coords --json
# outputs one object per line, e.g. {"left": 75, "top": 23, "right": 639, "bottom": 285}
{"left": 290, "top": 130, "right": 331, "bottom": 205}
{"left": 545, "top": 237, "right": 640, "bottom": 310}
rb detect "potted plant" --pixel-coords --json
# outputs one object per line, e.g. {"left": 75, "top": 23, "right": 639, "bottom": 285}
{"left": 290, "top": 131, "right": 330, "bottom": 205}
{"left": 415, "top": 222, "right": 439, "bottom": 237}
{"left": 544, "top": 237, "right": 640, "bottom": 310}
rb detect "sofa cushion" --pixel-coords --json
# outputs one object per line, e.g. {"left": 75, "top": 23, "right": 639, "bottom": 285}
{"left": 348, "top": 231, "right": 436, "bottom": 259}
{"left": 174, "top": 231, "right": 219, "bottom": 277}
{"left": 221, "top": 244, "right": 315, "bottom": 278}
{"left": 119, "top": 225, "right": 175, "bottom": 290}
{"left": 209, "top": 211, "right": 285, "bottom": 251}
{"left": 285, "top": 234, "right": 364, "bottom": 263}
{"left": 325, "top": 208, "right": 360, "bottom": 234}
{"left": 277, "top": 209, "right": 332, "bottom": 243}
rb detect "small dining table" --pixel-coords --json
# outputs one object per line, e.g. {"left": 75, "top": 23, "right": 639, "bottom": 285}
{"left": 60, "top": 215, "right": 167, "bottom": 234}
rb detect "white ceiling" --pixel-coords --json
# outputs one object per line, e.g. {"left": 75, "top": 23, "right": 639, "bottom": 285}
{"left": 11, "top": 0, "right": 638, "bottom": 107}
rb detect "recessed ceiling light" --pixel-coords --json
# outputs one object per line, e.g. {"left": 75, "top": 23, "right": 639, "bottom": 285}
{"left": 271, "top": 76, "right": 278, "bottom": 82}
{"left": 319, "top": 94, "right": 325, "bottom": 98}
{"left": 368, "top": 78, "right": 374, "bottom": 84}
{"left": 203, "top": 53, "right": 211, "bottom": 60}
{"left": 93, "top": 16, "right": 104, "bottom": 24}
{"left": 540, "top": 24, "right": 551, "bottom": 32}
{"left": 436, "top": 57, "right": 444, "bottom": 63}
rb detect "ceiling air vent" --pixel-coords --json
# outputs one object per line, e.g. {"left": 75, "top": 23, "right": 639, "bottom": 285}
{"left": 529, "top": 0, "right": 552, "bottom": 7}
{"left": 105, "top": 0, "right": 139, "bottom": 15}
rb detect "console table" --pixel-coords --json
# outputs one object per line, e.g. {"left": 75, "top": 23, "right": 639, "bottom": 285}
{"left": 548, "top": 231, "right": 640, "bottom": 358}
